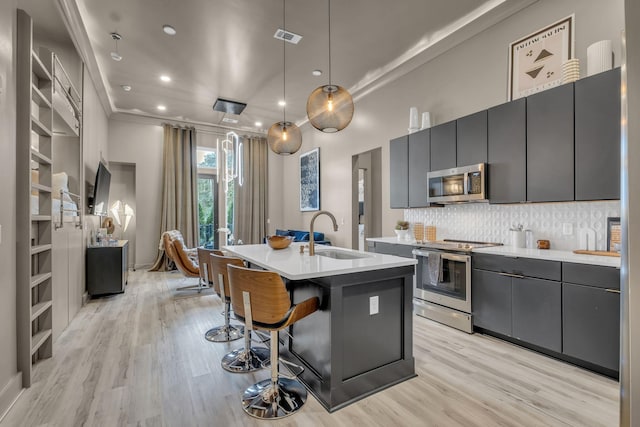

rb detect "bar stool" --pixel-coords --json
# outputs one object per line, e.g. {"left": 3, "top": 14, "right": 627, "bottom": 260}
{"left": 227, "top": 264, "right": 319, "bottom": 419}
{"left": 197, "top": 249, "right": 244, "bottom": 342}
{"left": 213, "top": 254, "right": 270, "bottom": 372}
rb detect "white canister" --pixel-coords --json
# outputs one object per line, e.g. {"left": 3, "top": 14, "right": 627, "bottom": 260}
{"left": 409, "top": 107, "right": 419, "bottom": 130}
{"left": 421, "top": 112, "right": 432, "bottom": 129}
{"left": 511, "top": 230, "right": 526, "bottom": 248}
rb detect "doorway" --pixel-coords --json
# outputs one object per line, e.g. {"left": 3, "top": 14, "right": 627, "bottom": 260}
{"left": 352, "top": 148, "right": 382, "bottom": 250}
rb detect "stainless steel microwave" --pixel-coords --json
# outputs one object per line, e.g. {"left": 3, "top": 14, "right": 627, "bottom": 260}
{"left": 427, "top": 163, "right": 487, "bottom": 203}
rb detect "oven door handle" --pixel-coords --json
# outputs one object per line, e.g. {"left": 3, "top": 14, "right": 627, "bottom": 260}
{"left": 498, "top": 272, "right": 525, "bottom": 279}
{"left": 412, "top": 249, "right": 470, "bottom": 263}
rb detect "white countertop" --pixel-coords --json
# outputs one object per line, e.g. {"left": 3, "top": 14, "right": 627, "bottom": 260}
{"left": 472, "top": 246, "right": 621, "bottom": 268}
{"left": 367, "top": 237, "right": 621, "bottom": 268}
{"left": 223, "top": 242, "right": 417, "bottom": 280}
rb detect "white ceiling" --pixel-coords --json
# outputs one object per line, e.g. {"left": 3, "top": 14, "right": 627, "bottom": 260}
{"left": 19, "top": 0, "right": 538, "bottom": 133}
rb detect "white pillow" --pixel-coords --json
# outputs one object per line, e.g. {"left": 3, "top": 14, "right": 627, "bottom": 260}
{"left": 52, "top": 172, "right": 73, "bottom": 202}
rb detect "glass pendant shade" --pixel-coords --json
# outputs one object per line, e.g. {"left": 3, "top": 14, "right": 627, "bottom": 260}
{"left": 267, "top": 121, "right": 302, "bottom": 155}
{"left": 306, "top": 84, "right": 354, "bottom": 133}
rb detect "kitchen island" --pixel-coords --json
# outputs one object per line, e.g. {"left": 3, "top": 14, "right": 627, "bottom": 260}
{"left": 223, "top": 243, "right": 417, "bottom": 412}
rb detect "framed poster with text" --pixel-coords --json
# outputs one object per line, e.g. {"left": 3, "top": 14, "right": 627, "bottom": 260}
{"left": 508, "top": 15, "right": 574, "bottom": 100}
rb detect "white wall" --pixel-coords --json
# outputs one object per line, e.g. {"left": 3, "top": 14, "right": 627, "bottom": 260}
{"left": 281, "top": 0, "right": 625, "bottom": 248}
{"left": 108, "top": 115, "right": 162, "bottom": 268}
{"left": 0, "top": 0, "right": 20, "bottom": 416}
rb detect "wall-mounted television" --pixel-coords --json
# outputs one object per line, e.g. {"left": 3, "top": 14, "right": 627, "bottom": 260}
{"left": 89, "top": 162, "right": 111, "bottom": 216}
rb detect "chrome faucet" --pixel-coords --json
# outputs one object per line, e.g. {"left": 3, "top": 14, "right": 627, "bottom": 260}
{"left": 308, "top": 210, "right": 339, "bottom": 256}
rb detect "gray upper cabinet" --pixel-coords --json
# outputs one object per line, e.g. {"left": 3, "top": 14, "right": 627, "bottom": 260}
{"left": 488, "top": 98, "right": 527, "bottom": 203}
{"left": 526, "top": 83, "right": 574, "bottom": 202}
{"left": 575, "top": 68, "right": 621, "bottom": 201}
{"left": 456, "top": 110, "right": 487, "bottom": 167}
{"left": 408, "top": 128, "right": 430, "bottom": 207}
{"left": 389, "top": 136, "right": 409, "bottom": 208}
{"left": 430, "top": 121, "right": 456, "bottom": 171}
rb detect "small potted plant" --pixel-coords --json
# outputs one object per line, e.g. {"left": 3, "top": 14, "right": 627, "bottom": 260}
{"left": 394, "top": 220, "right": 410, "bottom": 241}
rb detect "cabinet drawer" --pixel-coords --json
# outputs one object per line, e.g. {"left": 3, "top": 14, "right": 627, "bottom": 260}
{"left": 562, "top": 262, "right": 620, "bottom": 290}
{"left": 473, "top": 253, "right": 561, "bottom": 281}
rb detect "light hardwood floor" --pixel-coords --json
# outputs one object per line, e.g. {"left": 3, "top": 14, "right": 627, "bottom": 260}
{"left": 1, "top": 270, "right": 619, "bottom": 427}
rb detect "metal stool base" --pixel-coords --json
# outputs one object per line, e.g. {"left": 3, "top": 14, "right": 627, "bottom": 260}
{"left": 242, "top": 377, "right": 307, "bottom": 419}
{"left": 221, "top": 347, "right": 270, "bottom": 373}
{"left": 204, "top": 324, "right": 244, "bottom": 342}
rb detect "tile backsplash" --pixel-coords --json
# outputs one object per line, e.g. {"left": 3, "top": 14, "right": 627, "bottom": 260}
{"left": 404, "top": 201, "right": 620, "bottom": 251}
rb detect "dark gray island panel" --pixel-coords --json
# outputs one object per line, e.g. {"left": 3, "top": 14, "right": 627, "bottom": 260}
{"left": 283, "top": 265, "right": 416, "bottom": 412}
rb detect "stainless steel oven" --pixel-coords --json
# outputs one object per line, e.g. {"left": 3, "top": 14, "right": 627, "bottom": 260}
{"left": 412, "top": 248, "right": 472, "bottom": 333}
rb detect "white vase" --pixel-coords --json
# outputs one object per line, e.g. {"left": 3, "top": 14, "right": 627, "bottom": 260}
{"left": 409, "top": 107, "right": 419, "bottom": 130}
{"left": 421, "top": 112, "right": 431, "bottom": 129}
{"left": 394, "top": 229, "right": 410, "bottom": 241}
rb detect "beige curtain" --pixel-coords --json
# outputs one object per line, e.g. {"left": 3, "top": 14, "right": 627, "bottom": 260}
{"left": 234, "top": 136, "right": 269, "bottom": 244}
{"left": 149, "top": 125, "right": 199, "bottom": 271}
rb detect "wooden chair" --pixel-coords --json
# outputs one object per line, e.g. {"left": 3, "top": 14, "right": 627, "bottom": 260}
{"left": 227, "top": 264, "right": 319, "bottom": 419}
{"left": 199, "top": 249, "right": 243, "bottom": 342}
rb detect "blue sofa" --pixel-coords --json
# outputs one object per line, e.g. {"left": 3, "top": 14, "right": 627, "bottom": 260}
{"left": 274, "top": 229, "right": 332, "bottom": 245}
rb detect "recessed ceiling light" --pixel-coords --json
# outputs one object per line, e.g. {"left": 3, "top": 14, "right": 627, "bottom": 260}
{"left": 160, "top": 75, "right": 171, "bottom": 82}
{"left": 278, "top": 100, "right": 286, "bottom": 107}
{"left": 121, "top": 85, "right": 132, "bottom": 92}
{"left": 157, "top": 105, "right": 167, "bottom": 111}
{"left": 255, "top": 121, "right": 262, "bottom": 127}
{"left": 222, "top": 117, "right": 239, "bottom": 124}
{"left": 312, "top": 69, "right": 322, "bottom": 76}
{"left": 163, "top": 25, "right": 177, "bottom": 35}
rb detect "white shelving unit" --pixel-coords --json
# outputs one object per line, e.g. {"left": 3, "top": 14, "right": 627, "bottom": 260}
{"left": 16, "top": 9, "right": 54, "bottom": 387}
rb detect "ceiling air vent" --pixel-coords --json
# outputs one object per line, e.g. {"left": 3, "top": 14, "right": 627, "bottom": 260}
{"left": 212, "top": 98, "right": 247, "bottom": 115}
{"left": 274, "top": 28, "right": 302, "bottom": 44}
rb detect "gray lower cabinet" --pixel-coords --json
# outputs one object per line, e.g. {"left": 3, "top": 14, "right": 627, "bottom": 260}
{"left": 488, "top": 98, "right": 526, "bottom": 203}
{"left": 562, "top": 262, "right": 620, "bottom": 372}
{"left": 474, "top": 254, "right": 620, "bottom": 374}
{"left": 511, "top": 277, "right": 561, "bottom": 352}
{"left": 389, "top": 136, "right": 409, "bottom": 208}
{"left": 526, "top": 83, "right": 574, "bottom": 202}
{"left": 575, "top": 68, "right": 621, "bottom": 201}
{"left": 368, "top": 241, "right": 414, "bottom": 258}
{"left": 456, "top": 110, "right": 487, "bottom": 167}
{"left": 430, "top": 120, "right": 456, "bottom": 170}
{"left": 408, "top": 128, "right": 430, "bottom": 207}
{"left": 472, "top": 269, "right": 511, "bottom": 336}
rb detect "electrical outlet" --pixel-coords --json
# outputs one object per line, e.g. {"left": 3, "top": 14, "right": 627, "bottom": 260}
{"left": 369, "top": 296, "right": 379, "bottom": 315}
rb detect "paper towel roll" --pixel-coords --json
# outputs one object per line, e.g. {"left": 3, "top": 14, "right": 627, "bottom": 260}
{"left": 587, "top": 40, "right": 613, "bottom": 76}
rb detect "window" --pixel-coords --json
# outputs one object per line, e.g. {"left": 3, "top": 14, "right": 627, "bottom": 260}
{"left": 197, "top": 148, "right": 219, "bottom": 248}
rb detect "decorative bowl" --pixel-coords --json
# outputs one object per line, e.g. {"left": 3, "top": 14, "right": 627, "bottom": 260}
{"left": 266, "top": 235, "right": 294, "bottom": 250}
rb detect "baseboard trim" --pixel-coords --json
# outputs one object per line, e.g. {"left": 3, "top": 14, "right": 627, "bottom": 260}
{"left": 0, "top": 373, "right": 24, "bottom": 422}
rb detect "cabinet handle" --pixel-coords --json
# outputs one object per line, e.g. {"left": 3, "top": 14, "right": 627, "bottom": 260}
{"left": 498, "top": 272, "right": 525, "bottom": 279}
{"left": 605, "top": 289, "right": 621, "bottom": 294}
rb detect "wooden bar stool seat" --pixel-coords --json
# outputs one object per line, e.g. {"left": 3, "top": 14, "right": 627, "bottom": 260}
{"left": 227, "top": 264, "right": 319, "bottom": 419}
{"left": 198, "top": 249, "right": 244, "bottom": 342}
{"left": 214, "top": 255, "right": 270, "bottom": 372}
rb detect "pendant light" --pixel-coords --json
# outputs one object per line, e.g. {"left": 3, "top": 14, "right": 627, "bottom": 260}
{"left": 306, "top": 0, "right": 354, "bottom": 133}
{"left": 267, "top": 0, "right": 302, "bottom": 155}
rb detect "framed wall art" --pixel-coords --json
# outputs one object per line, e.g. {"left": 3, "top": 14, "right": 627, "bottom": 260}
{"left": 300, "top": 147, "right": 320, "bottom": 211}
{"left": 508, "top": 15, "right": 574, "bottom": 100}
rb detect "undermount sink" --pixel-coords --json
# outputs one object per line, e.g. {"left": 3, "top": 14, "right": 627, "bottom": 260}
{"left": 315, "top": 249, "right": 372, "bottom": 260}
